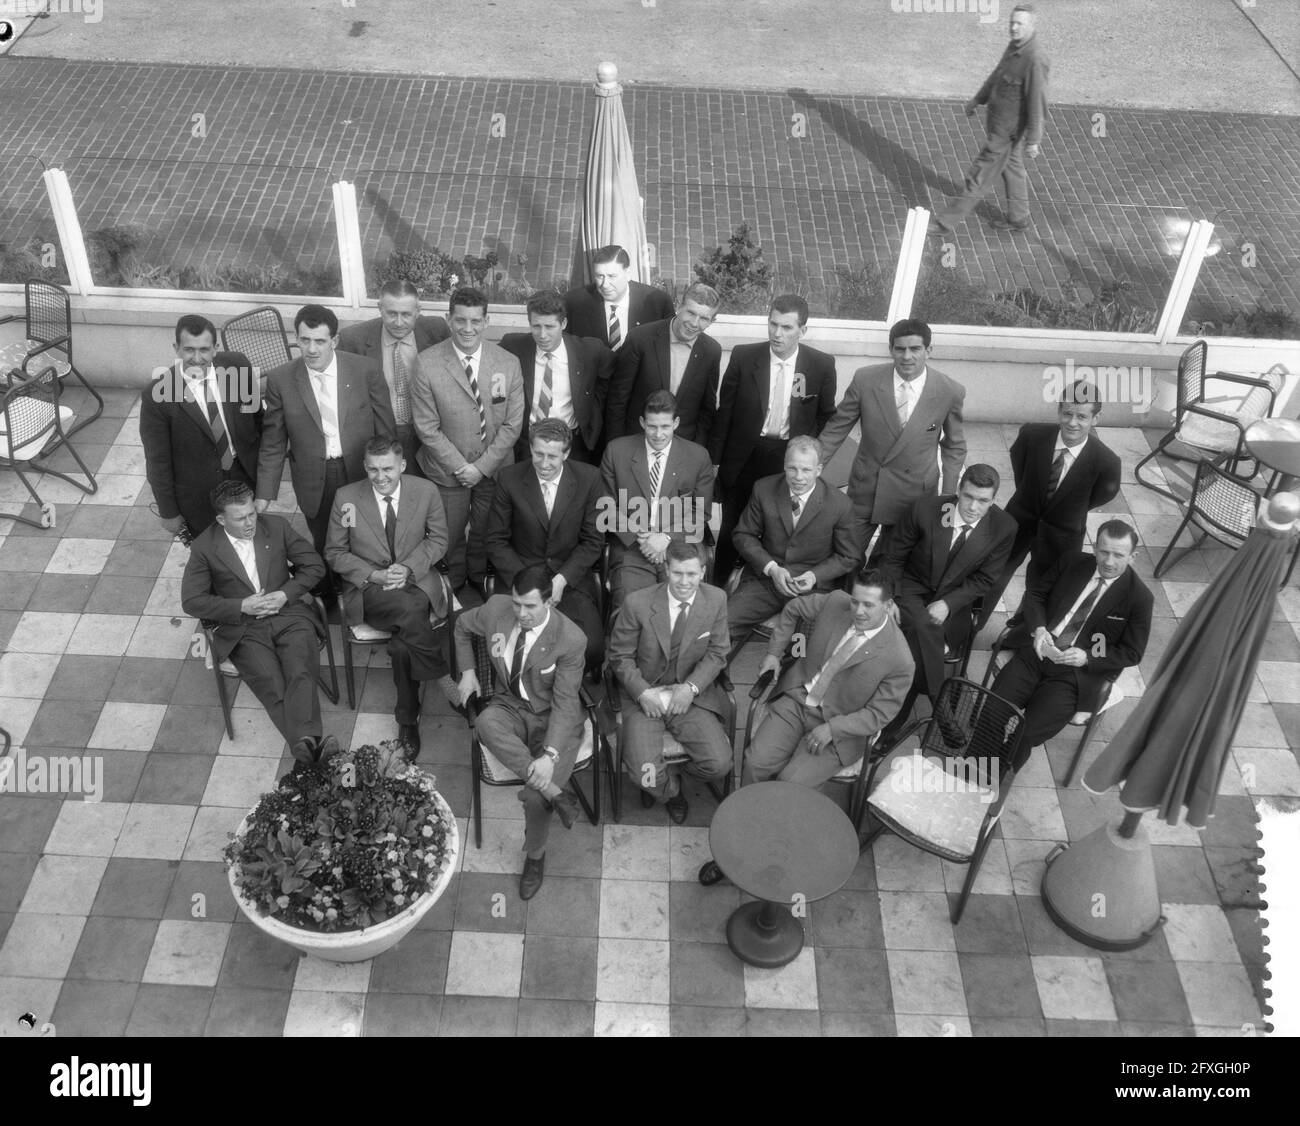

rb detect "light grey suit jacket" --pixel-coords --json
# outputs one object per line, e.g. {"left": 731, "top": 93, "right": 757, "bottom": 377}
{"left": 817, "top": 363, "right": 967, "bottom": 526}
{"left": 410, "top": 339, "right": 525, "bottom": 487}
{"left": 324, "top": 475, "right": 450, "bottom": 625}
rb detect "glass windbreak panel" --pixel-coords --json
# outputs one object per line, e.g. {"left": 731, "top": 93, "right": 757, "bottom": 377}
{"left": 67, "top": 158, "right": 342, "bottom": 296}
{"left": 0, "top": 167, "right": 71, "bottom": 287}
{"left": 1180, "top": 209, "right": 1300, "bottom": 340}
{"left": 916, "top": 202, "right": 1192, "bottom": 332}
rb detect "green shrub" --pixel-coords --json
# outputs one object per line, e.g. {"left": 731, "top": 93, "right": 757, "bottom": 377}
{"left": 693, "top": 222, "right": 774, "bottom": 314}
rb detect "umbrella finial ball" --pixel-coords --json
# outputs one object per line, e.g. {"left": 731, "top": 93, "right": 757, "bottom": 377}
{"left": 597, "top": 62, "right": 619, "bottom": 84}
{"left": 1265, "top": 491, "right": 1300, "bottom": 530}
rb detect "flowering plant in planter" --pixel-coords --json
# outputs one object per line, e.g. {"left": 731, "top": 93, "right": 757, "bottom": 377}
{"left": 224, "top": 742, "right": 455, "bottom": 932}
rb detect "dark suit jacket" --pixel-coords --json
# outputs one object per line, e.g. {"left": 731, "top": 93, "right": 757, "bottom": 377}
{"left": 817, "top": 363, "right": 967, "bottom": 526}
{"left": 454, "top": 595, "right": 586, "bottom": 750}
{"left": 324, "top": 475, "right": 450, "bottom": 625}
{"left": 483, "top": 459, "right": 606, "bottom": 589}
{"left": 337, "top": 315, "right": 451, "bottom": 362}
{"left": 605, "top": 320, "right": 721, "bottom": 447}
{"left": 498, "top": 332, "right": 613, "bottom": 459}
{"left": 256, "top": 354, "right": 396, "bottom": 518}
{"left": 608, "top": 582, "right": 730, "bottom": 720}
{"left": 880, "top": 494, "right": 1017, "bottom": 614}
{"left": 1007, "top": 424, "right": 1121, "bottom": 558}
{"left": 140, "top": 355, "right": 262, "bottom": 527}
{"left": 1013, "top": 552, "right": 1153, "bottom": 711}
{"left": 767, "top": 591, "right": 915, "bottom": 765}
{"left": 180, "top": 515, "right": 325, "bottom": 661}
{"left": 733, "top": 475, "right": 859, "bottom": 587}
{"left": 707, "top": 342, "right": 837, "bottom": 485}
{"left": 563, "top": 281, "right": 675, "bottom": 347}
{"left": 599, "top": 435, "right": 714, "bottom": 557}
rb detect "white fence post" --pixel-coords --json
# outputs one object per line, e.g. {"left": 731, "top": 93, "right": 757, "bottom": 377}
{"left": 886, "top": 206, "right": 929, "bottom": 325}
{"left": 332, "top": 181, "right": 367, "bottom": 310}
{"left": 42, "top": 169, "right": 94, "bottom": 295}
{"left": 1156, "top": 218, "right": 1215, "bottom": 344}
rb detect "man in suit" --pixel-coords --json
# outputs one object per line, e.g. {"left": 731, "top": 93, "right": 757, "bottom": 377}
{"left": 498, "top": 289, "right": 613, "bottom": 465}
{"left": 563, "top": 243, "right": 674, "bottom": 351}
{"left": 604, "top": 282, "right": 722, "bottom": 447}
{"left": 455, "top": 565, "right": 586, "bottom": 900}
{"left": 608, "top": 540, "right": 732, "bottom": 824}
{"left": 410, "top": 286, "right": 525, "bottom": 592}
{"left": 337, "top": 279, "right": 451, "bottom": 477}
{"left": 708, "top": 295, "right": 838, "bottom": 579}
{"left": 483, "top": 419, "right": 606, "bottom": 669}
{"left": 817, "top": 318, "right": 967, "bottom": 561}
{"left": 878, "top": 464, "right": 1018, "bottom": 735}
{"left": 325, "top": 437, "right": 456, "bottom": 755}
{"left": 978, "top": 379, "right": 1121, "bottom": 630}
{"left": 255, "top": 305, "right": 397, "bottom": 567}
{"left": 989, "top": 520, "right": 1152, "bottom": 754}
{"left": 728, "top": 436, "right": 860, "bottom": 651}
{"left": 932, "top": 4, "right": 1049, "bottom": 235}
{"left": 140, "top": 315, "right": 261, "bottom": 540}
{"left": 181, "top": 481, "right": 336, "bottom": 766}
{"left": 600, "top": 389, "right": 714, "bottom": 611}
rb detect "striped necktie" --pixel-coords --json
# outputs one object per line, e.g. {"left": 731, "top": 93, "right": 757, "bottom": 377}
{"left": 806, "top": 630, "right": 864, "bottom": 708}
{"left": 1055, "top": 578, "right": 1104, "bottom": 648}
{"left": 204, "top": 381, "right": 233, "bottom": 470}
{"left": 312, "top": 371, "right": 339, "bottom": 445}
{"left": 465, "top": 358, "right": 487, "bottom": 442}
{"left": 608, "top": 306, "right": 622, "bottom": 349}
{"left": 896, "top": 382, "right": 911, "bottom": 427}
{"left": 532, "top": 352, "right": 553, "bottom": 425}
{"left": 1046, "top": 448, "right": 1067, "bottom": 499}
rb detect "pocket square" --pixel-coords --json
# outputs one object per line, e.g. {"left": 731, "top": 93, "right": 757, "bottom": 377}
{"left": 1105, "top": 614, "right": 1125, "bottom": 621}
{"left": 696, "top": 632, "right": 710, "bottom": 640}
{"left": 540, "top": 663, "right": 557, "bottom": 674}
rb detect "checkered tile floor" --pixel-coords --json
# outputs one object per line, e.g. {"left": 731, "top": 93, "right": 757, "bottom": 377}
{"left": 0, "top": 390, "right": 1286, "bottom": 1036}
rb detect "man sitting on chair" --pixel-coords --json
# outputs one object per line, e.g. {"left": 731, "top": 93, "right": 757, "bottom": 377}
{"left": 728, "top": 435, "right": 859, "bottom": 651}
{"left": 988, "top": 519, "right": 1152, "bottom": 755}
{"left": 698, "top": 569, "right": 913, "bottom": 885}
{"left": 454, "top": 564, "right": 586, "bottom": 900}
{"left": 181, "top": 480, "right": 337, "bottom": 767}
{"left": 608, "top": 540, "right": 732, "bottom": 825}
{"left": 325, "top": 437, "right": 457, "bottom": 758}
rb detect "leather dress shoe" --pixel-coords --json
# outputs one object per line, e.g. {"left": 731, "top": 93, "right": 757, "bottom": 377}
{"left": 317, "top": 734, "right": 341, "bottom": 764}
{"left": 665, "top": 792, "right": 689, "bottom": 825}
{"left": 991, "top": 217, "right": 1030, "bottom": 231}
{"left": 551, "top": 791, "right": 580, "bottom": 830}
{"left": 290, "top": 736, "right": 319, "bottom": 766}
{"left": 698, "top": 860, "right": 727, "bottom": 886}
{"left": 519, "top": 854, "right": 546, "bottom": 900}
{"left": 398, "top": 723, "right": 421, "bottom": 758}
{"left": 639, "top": 789, "right": 656, "bottom": 810}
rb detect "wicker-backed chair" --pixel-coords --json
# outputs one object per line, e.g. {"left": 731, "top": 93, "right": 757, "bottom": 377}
{"left": 220, "top": 306, "right": 297, "bottom": 380}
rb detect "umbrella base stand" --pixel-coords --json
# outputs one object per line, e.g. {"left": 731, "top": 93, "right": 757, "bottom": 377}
{"left": 1040, "top": 821, "right": 1165, "bottom": 951}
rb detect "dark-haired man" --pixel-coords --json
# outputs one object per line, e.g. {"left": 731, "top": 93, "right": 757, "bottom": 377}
{"left": 455, "top": 565, "right": 586, "bottom": 900}
{"left": 141, "top": 315, "right": 262, "bottom": 539}
{"left": 181, "top": 480, "right": 336, "bottom": 766}
{"left": 498, "top": 289, "right": 613, "bottom": 464}
{"left": 255, "top": 304, "right": 396, "bottom": 561}
{"left": 338, "top": 279, "right": 451, "bottom": 476}
{"left": 817, "top": 318, "right": 967, "bottom": 561}
{"left": 410, "top": 287, "right": 524, "bottom": 592}
{"left": 563, "top": 244, "right": 674, "bottom": 351}
{"left": 708, "top": 294, "right": 838, "bottom": 578}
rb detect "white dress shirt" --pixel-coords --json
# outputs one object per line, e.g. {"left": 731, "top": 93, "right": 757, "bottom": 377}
{"left": 534, "top": 344, "right": 575, "bottom": 428}
{"left": 764, "top": 347, "right": 799, "bottom": 438}
{"left": 1050, "top": 571, "right": 1112, "bottom": 641}
{"left": 802, "top": 617, "right": 889, "bottom": 698}
{"left": 306, "top": 356, "right": 343, "bottom": 458}
{"left": 608, "top": 292, "right": 631, "bottom": 348}
{"left": 893, "top": 367, "right": 927, "bottom": 425}
{"left": 182, "top": 364, "right": 234, "bottom": 443}
{"left": 1052, "top": 435, "right": 1084, "bottom": 485}
{"left": 373, "top": 483, "right": 401, "bottom": 523}
{"left": 225, "top": 531, "right": 262, "bottom": 594}
{"left": 505, "top": 608, "right": 551, "bottom": 702}
{"left": 538, "top": 467, "right": 563, "bottom": 517}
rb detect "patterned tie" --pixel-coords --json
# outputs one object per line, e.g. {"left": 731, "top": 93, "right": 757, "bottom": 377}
{"left": 1046, "top": 448, "right": 1066, "bottom": 499}
{"left": 791, "top": 492, "right": 803, "bottom": 520}
{"left": 312, "top": 371, "right": 339, "bottom": 448}
{"left": 542, "top": 480, "right": 555, "bottom": 518}
{"left": 509, "top": 627, "right": 527, "bottom": 697}
{"left": 392, "top": 341, "right": 411, "bottom": 424}
{"left": 465, "top": 358, "right": 487, "bottom": 442}
{"left": 532, "top": 352, "right": 553, "bottom": 425}
{"left": 668, "top": 599, "right": 688, "bottom": 672}
{"left": 896, "top": 381, "right": 911, "bottom": 427}
{"left": 608, "top": 306, "right": 622, "bottom": 350}
{"left": 648, "top": 452, "right": 663, "bottom": 530}
{"left": 204, "top": 382, "right": 233, "bottom": 471}
{"left": 1056, "top": 578, "right": 1104, "bottom": 648}
{"left": 806, "top": 630, "right": 864, "bottom": 709}
{"left": 384, "top": 496, "right": 397, "bottom": 564}
{"left": 940, "top": 525, "right": 970, "bottom": 584}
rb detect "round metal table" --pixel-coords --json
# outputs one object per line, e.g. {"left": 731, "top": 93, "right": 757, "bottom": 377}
{"left": 1246, "top": 418, "right": 1300, "bottom": 494}
{"left": 708, "top": 781, "right": 861, "bottom": 968}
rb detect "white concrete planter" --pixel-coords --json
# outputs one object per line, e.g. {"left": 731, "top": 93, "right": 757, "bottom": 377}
{"left": 227, "top": 788, "right": 458, "bottom": 963}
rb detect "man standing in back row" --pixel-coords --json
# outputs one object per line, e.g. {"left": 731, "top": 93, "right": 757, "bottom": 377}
{"left": 563, "top": 244, "right": 675, "bottom": 352}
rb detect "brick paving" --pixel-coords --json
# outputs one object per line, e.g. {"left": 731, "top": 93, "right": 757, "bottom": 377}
{"left": 2, "top": 58, "right": 1298, "bottom": 318}
{"left": 0, "top": 390, "right": 1285, "bottom": 1037}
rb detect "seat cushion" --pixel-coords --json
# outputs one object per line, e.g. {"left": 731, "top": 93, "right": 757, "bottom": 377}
{"left": 0, "top": 402, "right": 73, "bottom": 460}
{"left": 867, "top": 750, "right": 997, "bottom": 862}
{"left": 479, "top": 717, "right": 594, "bottom": 783}
{"left": 349, "top": 623, "right": 389, "bottom": 642}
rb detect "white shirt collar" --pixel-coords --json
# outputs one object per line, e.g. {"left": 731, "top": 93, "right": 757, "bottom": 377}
{"left": 453, "top": 344, "right": 482, "bottom": 367}
{"left": 373, "top": 483, "right": 401, "bottom": 510}
{"left": 894, "top": 367, "right": 927, "bottom": 391}
{"left": 646, "top": 440, "right": 671, "bottom": 463}
{"left": 307, "top": 356, "right": 338, "bottom": 382}
{"left": 516, "top": 608, "right": 551, "bottom": 637}
{"left": 770, "top": 346, "right": 799, "bottom": 367}
{"left": 1056, "top": 433, "right": 1086, "bottom": 457}
{"left": 538, "top": 467, "right": 563, "bottom": 491}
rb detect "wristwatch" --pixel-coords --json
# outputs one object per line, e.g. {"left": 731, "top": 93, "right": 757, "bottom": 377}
{"left": 686, "top": 682, "right": 700, "bottom": 697}
{"left": 543, "top": 747, "right": 560, "bottom": 762}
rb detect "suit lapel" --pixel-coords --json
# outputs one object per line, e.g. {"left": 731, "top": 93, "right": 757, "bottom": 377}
{"left": 253, "top": 521, "right": 271, "bottom": 592}
{"left": 631, "top": 444, "right": 653, "bottom": 499}
{"left": 652, "top": 589, "right": 673, "bottom": 660}
{"left": 797, "top": 480, "right": 825, "bottom": 531}
{"left": 360, "top": 487, "right": 388, "bottom": 553}
{"left": 524, "top": 610, "right": 559, "bottom": 676}
{"left": 653, "top": 325, "right": 671, "bottom": 391}
{"left": 180, "top": 371, "right": 218, "bottom": 447}
{"left": 751, "top": 351, "right": 771, "bottom": 416}
{"left": 213, "top": 531, "right": 257, "bottom": 596}
{"left": 292, "top": 362, "right": 324, "bottom": 432}
{"left": 549, "top": 467, "right": 576, "bottom": 528}
{"left": 565, "top": 335, "right": 587, "bottom": 397}
{"left": 874, "top": 376, "right": 902, "bottom": 444}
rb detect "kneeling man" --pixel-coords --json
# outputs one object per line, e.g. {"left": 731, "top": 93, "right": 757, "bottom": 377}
{"left": 608, "top": 540, "right": 732, "bottom": 824}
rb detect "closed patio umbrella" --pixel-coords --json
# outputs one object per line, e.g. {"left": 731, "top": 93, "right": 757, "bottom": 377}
{"left": 581, "top": 62, "right": 649, "bottom": 284}
{"left": 1041, "top": 492, "right": 1298, "bottom": 949}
